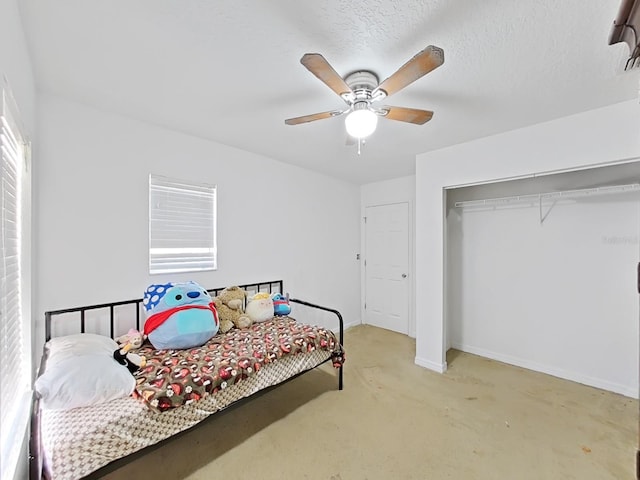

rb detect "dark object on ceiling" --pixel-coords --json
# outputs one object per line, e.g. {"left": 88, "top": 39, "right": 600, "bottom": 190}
{"left": 609, "top": 0, "right": 640, "bottom": 69}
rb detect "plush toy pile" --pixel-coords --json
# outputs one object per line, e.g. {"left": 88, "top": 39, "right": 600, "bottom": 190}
{"left": 138, "top": 282, "right": 295, "bottom": 348}
{"left": 142, "top": 281, "right": 219, "bottom": 350}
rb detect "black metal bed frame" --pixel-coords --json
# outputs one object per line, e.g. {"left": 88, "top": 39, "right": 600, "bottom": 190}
{"left": 29, "top": 280, "right": 344, "bottom": 480}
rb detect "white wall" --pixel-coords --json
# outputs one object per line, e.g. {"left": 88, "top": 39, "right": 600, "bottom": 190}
{"left": 360, "top": 176, "right": 416, "bottom": 336}
{"left": 0, "top": 1, "right": 36, "bottom": 479}
{"left": 447, "top": 185, "right": 639, "bottom": 397}
{"left": 34, "top": 94, "right": 361, "bottom": 354}
{"left": 0, "top": 0, "right": 35, "bottom": 129}
{"left": 415, "top": 99, "right": 640, "bottom": 391}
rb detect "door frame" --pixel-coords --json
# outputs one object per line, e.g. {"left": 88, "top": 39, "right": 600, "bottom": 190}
{"left": 360, "top": 199, "right": 415, "bottom": 337}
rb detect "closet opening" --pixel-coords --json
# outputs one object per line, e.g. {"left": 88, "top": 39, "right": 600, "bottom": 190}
{"left": 444, "top": 160, "right": 640, "bottom": 398}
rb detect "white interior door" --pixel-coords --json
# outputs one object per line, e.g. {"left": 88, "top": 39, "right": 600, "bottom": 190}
{"left": 364, "top": 202, "right": 409, "bottom": 334}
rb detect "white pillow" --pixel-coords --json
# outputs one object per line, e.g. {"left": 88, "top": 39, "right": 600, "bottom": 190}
{"left": 35, "top": 354, "right": 135, "bottom": 410}
{"left": 45, "top": 333, "right": 119, "bottom": 368}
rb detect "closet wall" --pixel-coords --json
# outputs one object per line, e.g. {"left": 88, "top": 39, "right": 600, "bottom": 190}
{"left": 446, "top": 165, "right": 640, "bottom": 397}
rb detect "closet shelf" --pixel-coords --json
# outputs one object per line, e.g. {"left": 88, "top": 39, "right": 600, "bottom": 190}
{"left": 454, "top": 182, "right": 640, "bottom": 209}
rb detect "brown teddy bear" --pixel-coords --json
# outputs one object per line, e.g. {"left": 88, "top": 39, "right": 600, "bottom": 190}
{"left": 213, "top": 286, "right": 252, "bottom": 333}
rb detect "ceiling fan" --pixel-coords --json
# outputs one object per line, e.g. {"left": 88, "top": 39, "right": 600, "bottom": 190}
{"left": 285, "top": 45, "right": 444, "bottom": 148}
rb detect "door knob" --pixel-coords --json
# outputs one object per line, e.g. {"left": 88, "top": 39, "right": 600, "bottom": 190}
{"left": 402, "top": 274, "right": 407, "bottom": 278}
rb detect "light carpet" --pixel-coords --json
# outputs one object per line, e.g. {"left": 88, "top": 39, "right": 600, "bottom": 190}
{"left": 100, "top": 325, "right": 637, "bottom": 480}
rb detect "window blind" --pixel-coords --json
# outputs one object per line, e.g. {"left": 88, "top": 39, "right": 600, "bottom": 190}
{"left": 0, "top": 87, "right": 29, "bottom": 479}
{"left": 149, "top": 174, "right": 217, "bottom": 274}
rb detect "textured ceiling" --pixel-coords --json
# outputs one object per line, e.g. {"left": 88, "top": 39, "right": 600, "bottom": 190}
{"left": 19, "top": 0, "right": 640, "bottom": 185}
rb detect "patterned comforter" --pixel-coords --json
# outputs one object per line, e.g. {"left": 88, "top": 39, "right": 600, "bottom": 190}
{"left": 134, "top": 316, "right": 344, "bottom": 411}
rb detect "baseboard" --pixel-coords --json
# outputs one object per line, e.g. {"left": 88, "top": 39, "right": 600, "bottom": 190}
{"left": 451, "top": 342, "right": 639, "bottom": 399}
{"left": 330, "top": 320, "right": 360, "bottom": 337}
{"left": 343, "top": 320, "right": 360, "bottom": 331}
{"left": 415, "top": 356, "right": 447, "bottom": 373}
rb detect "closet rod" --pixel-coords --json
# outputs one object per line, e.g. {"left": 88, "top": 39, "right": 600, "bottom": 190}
{"left": 454, "top": 182, "right": 640, "bottom": 208}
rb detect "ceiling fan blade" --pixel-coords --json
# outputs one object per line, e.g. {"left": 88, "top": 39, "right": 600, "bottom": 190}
{"left": 372, "top": 46, "right": 444, "bottom": 99}
{"left": 380, "top": 106, "right": 434, "bottom": 125}
{"left": 285, "top": 109, "right": 344, "bottom": 125}
{"left": 300, "top": 53, "right": 354, "bottom": 101}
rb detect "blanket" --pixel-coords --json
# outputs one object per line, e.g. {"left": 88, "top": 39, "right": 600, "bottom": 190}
{"left": 133, "top": 316, "right": 344, "bottom": 411}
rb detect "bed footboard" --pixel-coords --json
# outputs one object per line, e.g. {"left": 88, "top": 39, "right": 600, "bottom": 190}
{"left": 289, "top": 298, "right": 344, "bottom": 390}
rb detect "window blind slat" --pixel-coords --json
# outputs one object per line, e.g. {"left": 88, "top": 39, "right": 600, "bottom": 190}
{"left": 0, "top": 126, "right": 18, "bottom": 151}
{"left": 150, "top": 256, "right": 217, "bottom": 264}
{"left": 0, "top": 137, "right": 18, "bottom": 161}
{"left": 151, "top": 235, "right": 214, "bottom": 240}
{"left": 150, "top": 221, "right": 214, "bottom": 230}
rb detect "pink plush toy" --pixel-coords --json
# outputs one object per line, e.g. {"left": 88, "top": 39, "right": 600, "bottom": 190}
{"left": 116, "top": 328, "right": 145, "bottom": 349}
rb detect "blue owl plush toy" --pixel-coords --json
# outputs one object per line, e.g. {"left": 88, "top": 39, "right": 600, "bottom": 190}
{"left": 143, "top": 281, "right": 219, "bottom": 350}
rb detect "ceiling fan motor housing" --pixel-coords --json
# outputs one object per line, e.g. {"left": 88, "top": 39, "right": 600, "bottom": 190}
{"left": 345, "top": 71, "right": 379, "bottom": 102}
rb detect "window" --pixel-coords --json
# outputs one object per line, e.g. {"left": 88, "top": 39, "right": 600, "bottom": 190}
{"left": 0, "top": 85, "right": 31, "bottom": 480}
{"left": 149, "top": 174, "right": 217, "bottom": 274}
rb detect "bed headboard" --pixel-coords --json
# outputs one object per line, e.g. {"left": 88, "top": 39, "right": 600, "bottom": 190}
{"left": 43, "top": 280, "right": 284, "bottom": 341}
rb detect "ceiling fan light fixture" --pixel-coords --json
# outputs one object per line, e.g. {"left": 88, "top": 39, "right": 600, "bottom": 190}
{"left": 345, "top": 103, "right": 378, "bottom": 139}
